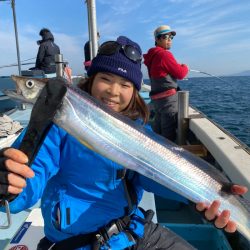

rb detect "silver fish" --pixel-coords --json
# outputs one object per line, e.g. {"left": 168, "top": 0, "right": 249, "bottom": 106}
{"left": 5, "top": 75, "right": 250, "bottom": 241}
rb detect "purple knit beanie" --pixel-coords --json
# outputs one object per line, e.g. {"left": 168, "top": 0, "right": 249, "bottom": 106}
{"left": 87, "top": 36, "right": 143, "bottom": 90}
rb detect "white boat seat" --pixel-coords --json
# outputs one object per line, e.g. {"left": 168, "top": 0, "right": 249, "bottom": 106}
{"left": 139, "top": 191, "right": 157, "bottom": 223}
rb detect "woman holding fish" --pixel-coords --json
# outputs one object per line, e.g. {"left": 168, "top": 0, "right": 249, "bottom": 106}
{"left": 0, "top": 36, "right": 248, "bottom": 250}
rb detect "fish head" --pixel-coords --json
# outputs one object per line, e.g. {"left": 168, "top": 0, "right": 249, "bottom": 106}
{"left": 4, "top": 75, "right": 48, "bottom": 104}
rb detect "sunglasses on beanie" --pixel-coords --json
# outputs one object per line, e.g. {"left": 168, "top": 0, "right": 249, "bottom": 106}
{"left": 97, "top": 41, "right": 142, "bottom": 63}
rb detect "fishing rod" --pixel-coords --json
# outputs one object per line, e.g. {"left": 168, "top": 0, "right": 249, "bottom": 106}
{"left": 0, "top": 57, "right": 36, "bottom": 69}
{"left": 19, "top": 57, "right": 36, "bottom": 62}
{"left": 0, "top": 62, "right": 35, "bottom": 69}
{"left": 189, "top": 69, "right": 229, "bottom": 83}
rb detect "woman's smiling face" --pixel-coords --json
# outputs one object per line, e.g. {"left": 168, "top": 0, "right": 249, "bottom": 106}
{"left": 91, "top": 72, "right": 134, "bottom": 112}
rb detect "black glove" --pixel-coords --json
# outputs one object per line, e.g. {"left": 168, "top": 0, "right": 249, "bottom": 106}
{"left": 0, "top": 148, "right": 11, "bottom": 199}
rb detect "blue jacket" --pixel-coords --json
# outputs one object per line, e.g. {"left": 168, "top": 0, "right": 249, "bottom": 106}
{"left": 8, "top": 124, "right": 187, "bottom": 249}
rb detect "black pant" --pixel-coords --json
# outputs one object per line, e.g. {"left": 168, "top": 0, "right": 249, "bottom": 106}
{"left": 131, "top": 221, "right": 196, "bottom": 250}
{"left": 37, "top": 237, "right": 53, "bottom": 250}
{"left": 151, "top": 95, "right": 178, "bottom": 142}
{"left": 37, "top": 222, "right": 196, "bottom": 250}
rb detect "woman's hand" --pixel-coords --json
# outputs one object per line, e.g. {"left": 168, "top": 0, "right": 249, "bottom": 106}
{"left": 196, "top": 185, "right": 248, "bottom": 233}
{"left": 0, "top": 148, "right": 34, "bottom": 195}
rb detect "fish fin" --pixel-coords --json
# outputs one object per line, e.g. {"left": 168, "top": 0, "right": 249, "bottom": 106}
{"left": 171, "top": 146, "right": 231, "bottom": 184}
{"left": 11, "top": 75, "right": 50, "bottom": 83}
{"left": 237, "top": 196, "right": 250, "bottom": 213}
{"left": 37, "top": 78, "right": 50, "bottom": 83}
{"left": 80, "top": 139, "right": 94, "bottom": 151}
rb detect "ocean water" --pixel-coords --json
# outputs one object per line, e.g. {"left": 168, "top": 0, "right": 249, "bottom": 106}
{"left": 180, "top": 76, "right": 250, "bottom": 147}
{"left": 0, "top": 76, "right": 17, "bottom": 113}
{"left": 146, "top": 76, "right": 250, "bottom": 147}
{"left": 156, "top": 76, "right": 250, "bottom": 147}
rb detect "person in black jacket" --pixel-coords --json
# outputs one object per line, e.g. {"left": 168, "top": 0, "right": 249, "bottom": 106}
{"left": 32, "top": 28, "right": 60, "bottom": 74}
{"left": 84, "top": 32, "right": 100, "bottom": 71}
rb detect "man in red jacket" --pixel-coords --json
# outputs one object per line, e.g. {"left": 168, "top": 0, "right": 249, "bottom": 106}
{"left": 144, "top": 25, "right": 189, "bottom": 141}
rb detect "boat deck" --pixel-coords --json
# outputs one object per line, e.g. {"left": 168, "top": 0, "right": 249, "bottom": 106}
{"left": 189, "top": 107, "right": 250, "bottom": 200}
{"left": 0, "top": 204, "right": 40, "bottom": 249}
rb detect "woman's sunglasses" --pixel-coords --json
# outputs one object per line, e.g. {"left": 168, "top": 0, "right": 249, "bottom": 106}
{"left": 97, "top": 41, "right": 142, "bottom": 63}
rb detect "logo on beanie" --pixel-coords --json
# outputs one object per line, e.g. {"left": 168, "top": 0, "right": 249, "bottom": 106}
{"left": 118, "top": 67, "right": 127, "bottom": 73}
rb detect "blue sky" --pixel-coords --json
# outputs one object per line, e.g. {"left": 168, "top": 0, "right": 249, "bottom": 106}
{"left": 1, "top": 0, "right": 250, "bottom": 78}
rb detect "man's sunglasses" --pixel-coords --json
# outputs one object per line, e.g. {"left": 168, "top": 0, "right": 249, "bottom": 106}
{"left": 97, "top": 41, "right": 142, "bottom": 63}
{"left": 161, "top": 34, "right": 174, "bottom": 40}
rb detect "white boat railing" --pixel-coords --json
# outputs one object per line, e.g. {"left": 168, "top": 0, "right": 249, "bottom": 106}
{"left": 140, "top": 84, "right": 250, "bottom": 199}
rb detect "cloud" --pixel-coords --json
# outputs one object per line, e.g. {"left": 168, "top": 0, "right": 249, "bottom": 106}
{"left": 179, "top": 20, "right": 250, "bottom": 50}
{"left": 139, "top": 16, "right": 156, "bottom": 24}
{"left": 219, "top": 39, "right": 250, "bottom": 53}
{"left": 0, "top": 19, "right": 86, "bottom": 76}
{"left": 1, "top": 0, "right": 250, "bottom": 77}
{"left": 54, "top": 33, "right": 86, "bottom": 75}
{"left": 0, "top": 19, "right": 36, "bottom": 75}
{"left": 98, "top": 0, "right": 144, "bottom": 15}
{"left": 98, "top": 20, "right": 126, "bottom": 40}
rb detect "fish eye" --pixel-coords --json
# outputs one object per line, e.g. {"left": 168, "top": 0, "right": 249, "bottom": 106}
{"left": 25, "top": 80, "right": 35, "bottom": 89}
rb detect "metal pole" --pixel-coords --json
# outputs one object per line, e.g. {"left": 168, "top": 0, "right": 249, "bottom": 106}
{"left": 86, "top": 0, "right": 98, "bottom": 59}
{"left": 86, "top": 0, "right": 93, "bottom": 59}
{"left": 177, "top": 91, "right": 189, "bottom": 145}
{"left": 11, "top": 0, "right": 21, "bottom": 75}
{"left": 55, "top": 54, "right": 64, "bottom": 77}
